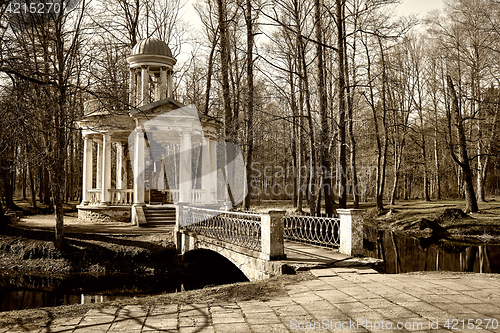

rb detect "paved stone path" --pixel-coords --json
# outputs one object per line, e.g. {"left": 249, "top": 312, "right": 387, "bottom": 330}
{"left": 5, "top": 268, "right": 500, "bottom": 333}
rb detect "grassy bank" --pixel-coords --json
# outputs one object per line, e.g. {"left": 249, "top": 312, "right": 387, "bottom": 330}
{"left": 0, "top": 222, "right": 177, "bottom": 274}
{"left": 363, "top": 199, "right": 500, "bottom": 242}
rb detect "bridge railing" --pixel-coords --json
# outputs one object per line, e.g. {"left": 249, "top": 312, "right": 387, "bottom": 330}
{"left": 284, "top": 210, "right": 365, "bottom": 256}
{"left": 177, "top": 206, "right": 286, "bottom": 260}
{"left": 283, "top": 214, "right": 340, "bottom": 249}
{"left": 179, "top": 206, "right": 262, "bottom": 251}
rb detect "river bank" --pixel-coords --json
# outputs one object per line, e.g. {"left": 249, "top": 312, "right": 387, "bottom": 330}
{"left": 0, "top": 216, "right": 178, "bottom": 274}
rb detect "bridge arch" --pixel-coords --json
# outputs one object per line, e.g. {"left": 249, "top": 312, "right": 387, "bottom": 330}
{"left": 177, "top": 230, "right": 284, "bottom": 281}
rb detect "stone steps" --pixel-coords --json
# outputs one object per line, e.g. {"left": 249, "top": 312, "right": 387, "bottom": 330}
{"left": 144, "top": 207, "right": 176, "bottom": 225}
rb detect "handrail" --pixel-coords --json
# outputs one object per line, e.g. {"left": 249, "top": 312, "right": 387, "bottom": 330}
{"left": 180, "top": 206, "right": 262, "bottom": 251}
{"left": 283, "top": 214, "right": 340, "bottom": 248}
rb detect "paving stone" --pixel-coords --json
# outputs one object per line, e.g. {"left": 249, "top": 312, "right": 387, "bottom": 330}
{"left": 237, "top": 301, "right": 273, "bottom": 313}
{"left": 78, "top": 315, "right": 115, "bottom": 326}
{"left": 244, "top": 312, "right": 281, "bottom": 325}
{"left": 249, "top": 323, "right": 291, "bottom": 333}
{"left": 108, "top": 318, "right": 145, "bottom": 331}
{"left": 213, "top": 323, "right": 251, "bottom": 333}
{"left": 115, "top": 306, "right": 148, "bottom": 319}
{"left": 84, "top": 308, "right": 119, "bottom": 317}
{"left": 440, "top": 294, "right": 485, "bottom": 304}
{"left": 430, "top": 281, "right": 477, "bottom": 291}
{"left": 178, "top": 315, "right": 211, "bottom": 327}
{"left": 178, "top": 326, "right": 215, "bottom": 333}
{"left": 40, "top": 326, "right": 76, "bottom": 333}
{"left": 209, "top": 304, "right": 239, "bottom": 313}
{"left": 314, "top": 290, "right": 358, "bottom": 303}
{"left": 150, "top": 304, "right": 178, "bottom": 315}
{"left": 361, "top": 298, "right": 396, "bottom": 309}
{"left": 179, "top": 304, "right": 210, "bottom": 317}
{"left": 143, "top": 316, "right": 177, "bottom": 330}
{"left": 302, "top": 280, "right": 334, "bottom": 291}
{"left": 311, "top": 268, "right": 338, "bottom": 277}
{"left": 290, "top": 294, "right": 324, "bottom": 304}
{"left": 331, "top": 267, "right": 358, "bottom": 274}
{"left": 334, "top": 301, "right": 372, "bottom": 313}
{"left": 272, "top": 304, "right": 309, "bottom": 316}
{"left": 264, "top": 296, "right": 296, "bottom": 307}
{"left": 375, "top": 306, "right": 418, "bottom": 319}
{"left": 397, "top": 301, "right": 443, "bottom": 314}
{"left": 211, "top": 313, "right": 245, "bottom": 325}
{"left": 433, "top": 302, "right": 479, "bottom": 314}
{"left": 356, "top": 267, "right": 379, "bottom": 275}
{"left": 383, "top": 293, "right": 421, "bottom": 303}
{"left": 389, "top": 318, "right": 430, "bottom": 331}
{"left": 50, "top": 316, "right": 83, "bottom": 326}
{"left": 461, "top": 303, "right": 500, "bottom": 315}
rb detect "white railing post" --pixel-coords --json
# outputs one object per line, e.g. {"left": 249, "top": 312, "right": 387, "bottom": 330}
{"left": 336, "top": 209, "right": 365, "bottom": 256}
{"left": 260, "top": 210, "right": 286, "bottom": 260}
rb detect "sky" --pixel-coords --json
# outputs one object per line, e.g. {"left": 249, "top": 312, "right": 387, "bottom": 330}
{"left": 176, "top": 0, "right": 445, "bottom": 64}
{"left": 395, "top": 0, "right": 445, "bottom": 17}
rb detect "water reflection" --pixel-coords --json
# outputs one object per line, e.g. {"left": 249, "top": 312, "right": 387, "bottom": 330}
{"left": 0, "top": 249, "right": 248, "bottom": 312}
{"left": 364, "top": 226, "right": 500, "bottom": 273}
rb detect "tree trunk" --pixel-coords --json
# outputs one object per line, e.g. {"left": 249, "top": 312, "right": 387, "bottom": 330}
{"left": 447, "top": 76, "right": 478, "bottom": 213}
{"left": 29, "top": 164, "right": 37, "bottom": 209}
{"left": 314, "top": 0, "right": 333, "bottom": 215}
{"left": 434, "top": 127, "right": 441, "bottom": 200}
{"left": 244, "top": 0, "right": 254, "bottom": 209}
{"left": 217, "top": 0, "right": 235, "bottom": 206}
{"left": 337, "top": 0, "right": 347, "bottom": 209}
{"left": 345, "top": 9, "right": 359, "bottom": 209}
{"left": 204, "top": 34, "right": 219, "bottom": 116}
{"left": 477, "top": 97, "right": 499, "bottom": 202}
{"left": 43, "top": 166, "right": 51, "bottom": 205}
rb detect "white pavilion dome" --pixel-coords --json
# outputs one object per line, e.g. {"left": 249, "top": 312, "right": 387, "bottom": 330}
{"left": 131, "top": 37, "right": 172, "bottom": 57}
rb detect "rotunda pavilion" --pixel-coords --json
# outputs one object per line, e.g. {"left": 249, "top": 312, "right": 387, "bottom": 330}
{"left": 77, "top": 37, "right": 222, "bottom": 225}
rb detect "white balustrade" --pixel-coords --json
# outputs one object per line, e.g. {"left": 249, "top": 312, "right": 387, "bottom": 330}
{"left": 110, "top": 189, "right": 134, "bottom": 205}
{"left": 168, "top": 189, "right": 179, "bottom": 203}
{"left": 191, "top": 189, "right": 205, "bottom": 203}
{"left": 87, "top": 189, "right": 102, "bottom": 205}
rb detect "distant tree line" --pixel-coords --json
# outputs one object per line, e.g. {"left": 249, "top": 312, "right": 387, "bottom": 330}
{"left": 1, "top": 0, "right": 500, "bottom": 248}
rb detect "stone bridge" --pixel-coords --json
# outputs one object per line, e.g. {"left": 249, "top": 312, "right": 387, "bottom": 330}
{"left": 174, "top": 207, "right": 365, "bottom": 281}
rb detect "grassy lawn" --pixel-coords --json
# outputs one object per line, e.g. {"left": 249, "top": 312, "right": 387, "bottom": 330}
{"left": 249, "top": 198, "right": 500, "bottom": 240}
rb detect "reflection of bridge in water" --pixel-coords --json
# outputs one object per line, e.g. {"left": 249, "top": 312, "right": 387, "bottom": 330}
{"left": 174, "top": 207, "right": 373, "bottom": 281}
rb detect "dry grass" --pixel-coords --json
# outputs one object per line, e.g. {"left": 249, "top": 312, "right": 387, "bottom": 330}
{"left": 365, "top": 198, "right": 500, "bottom": 240}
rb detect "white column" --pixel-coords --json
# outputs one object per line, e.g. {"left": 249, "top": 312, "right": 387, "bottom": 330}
{"left": 101, "top": 133, "right": 112, "bottom": 205}
{"left": 134, "top": 127, "right": 145, "bottom": 204}
{"left": 154, "top": 73, "right": 161, "bottom": 102}
{"left": 136, "top": 70, "right": 142, "bottom": 105}
{"left": 81, "top": 135, "right": 93, "bottom": 205}
{"left": 201, "top": 138, "right": 213, "bottom": 203}
{"left": 141, "top": 65, "right": 150, "bottom": 106}
{"left": 158, "top": 158, "right": 165, "bottom": 190}
{"left": 160, "top": 67, "right": 167, "bottom": 99}
{"left": 179, "top": 132, "right": 192, "bottom": 203}
{"left": 260, "top": 210, "right": 286, "bottom": 260}
{"left": 96, "top": 140, "right": 103, "bottom": 189}
{"left": 167, "top": 70, "right": 173, "bottom": 98}
{"left": 337, "top": 209, "right": 365, "bottom": 256}
{"left": 116, "top": 143, "right": 124, "bottom": 190}
{"left": 129, "top": 69, "right": 137, "bottom": 107}
{"left": 210, "top": 141, "right": 218, "bottom": 202}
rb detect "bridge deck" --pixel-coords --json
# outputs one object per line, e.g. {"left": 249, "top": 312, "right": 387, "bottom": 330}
{"left": 283, "top": 241, "right": 380, "bottom": 270}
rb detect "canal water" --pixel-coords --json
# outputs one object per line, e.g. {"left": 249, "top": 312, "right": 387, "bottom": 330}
{"left": 2, "top": 231, "right": 499, "bottom": 312}
{"left": 364, "top": 226, "right": 500, "bottom": 274}
{"left": 0, "top": 249, "right": 248, "bottom": 312}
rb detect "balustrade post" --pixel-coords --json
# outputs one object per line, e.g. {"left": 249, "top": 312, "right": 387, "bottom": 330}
{"left": 336, "top": 209, "right": 365, "bottom": 256}
{"left": 260, "top": 210, "right": 286, "bottom": 260}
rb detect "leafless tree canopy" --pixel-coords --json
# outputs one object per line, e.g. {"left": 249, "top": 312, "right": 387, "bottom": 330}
{"left": 2, "top": 0, "right": 500, "bottom": 240}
